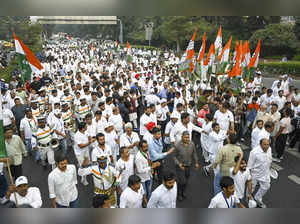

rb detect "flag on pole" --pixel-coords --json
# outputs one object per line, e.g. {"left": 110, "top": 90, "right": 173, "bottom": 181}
{"left": 0, "top": 93, "right": 6, "bottom": 159}
{"left": 214, "top": 26, "right": 222, "bottom": 56}
{"left": 248, "top": 39, "right": 261, "bottom": 69}
{"left": 204, "top": 44, "right": 215, "bottom": 66}
{"left": 228, "top": 41, "right": 242, "bottom": 78}
{"left": 126, "top": 41, "right": 133, "bottom": 63}
{"left": 241, "top": 41, "right": 251, "bottom": 68}
{"left": 179, "top": 29, "right": 197, "bottom": 72}
{"left": 114, "top": 40, "right": 119, "bottom": 53}
{"left": 218, "top": 36, "right": 232, "bottom": 63}
{"left": 13, "top": 32, "right": 43, "bottom": 83}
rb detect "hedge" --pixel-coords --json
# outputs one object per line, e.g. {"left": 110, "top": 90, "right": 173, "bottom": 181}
{"left": 258, "top": 61, "right": 300, "bottom": 76}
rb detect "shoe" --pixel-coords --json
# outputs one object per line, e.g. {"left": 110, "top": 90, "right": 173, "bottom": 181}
{"left": 272, "top": 157, "right": 281, "bottom": 163}
{"left": 241, "top": 138, "right": 245, "bottom": 142}
{"left": 0, "top": 197, "right": 8, "bottom": 205}
{"left": 203, "top": 166, "right": 209, "bottom": 176}
{"left": 279, "top": 156, "right": 284, "bottom": 160}
{"left": 257, "top": 201, "right": 267, "bottom": 208}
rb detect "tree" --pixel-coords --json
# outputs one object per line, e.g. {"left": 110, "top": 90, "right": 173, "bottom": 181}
{"left": 250, "top": 23, "right": 298, "bottom": 58}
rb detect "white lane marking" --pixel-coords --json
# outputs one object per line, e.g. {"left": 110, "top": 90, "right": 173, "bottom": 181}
{"left": 286, "top": 148, "right": 300, "bottom": 159}
{"left": 288, "top": 175, "right": 300, "bottom": 185}
{"left": 271, "top": 163, "right": 283, "bottom": 171}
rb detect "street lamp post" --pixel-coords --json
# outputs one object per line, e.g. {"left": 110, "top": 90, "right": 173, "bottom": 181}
{"left": 117, "top": 19, "right": 123, "bottom": 44}
{"left": 144, "top": 22, "right": 153, "bottom": 47}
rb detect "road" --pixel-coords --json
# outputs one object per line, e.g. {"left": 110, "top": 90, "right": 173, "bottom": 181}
{"left": 1, "top": 76, "right": 300, "bottom": 208}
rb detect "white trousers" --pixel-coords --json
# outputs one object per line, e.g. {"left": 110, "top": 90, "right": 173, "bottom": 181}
{"left": 39, "top": 146, "right": 55, "bottom": 165}
{"left": 252, "top": 178, "right": 270, "bottom": 202}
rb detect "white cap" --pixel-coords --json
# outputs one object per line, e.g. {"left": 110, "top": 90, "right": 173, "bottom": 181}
{"left": 15, "top": 176, "right": 28, "bottom": 187}
{"left": 104, "top": 122, "right": 114, "bottom": 129}
{"left": 170, "top": 111, "right": 180, "bottom": 119}
{"left": 160, "top": 99, "right": 167, "bottom": 104}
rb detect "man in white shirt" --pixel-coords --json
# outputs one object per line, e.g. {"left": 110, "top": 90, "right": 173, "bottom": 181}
{"left": 230, "top": 153, "right": 253, "bottom": 205}
{"left": 147, "top": 169, "right": 177, "bottom": 208}
{"left": 120, "top": 175, "right": 147, "bottom": 208}
{"left": 6, "top": 176, "right": 42, "bottom": 208}
{"left": 48, "top": 153, "right": 79, "bottom": 208}
{"left": 247, "top": 138, "right": 272, "bottom": 208}
{"left": 74, "top": 122, "right": 96, "bottom": 185}
{"left": 20, "top": 108, "right": 38, "bottom": 157}
{"left": 119, "top": 123, "right": 140, "bottom": 155}
{"left": 170, "top": 112, "right": 203, "bottom": 145}
{"left": 213, "top": 102, "right": 235, "bottom": 133}
{"left": 139, "top": 105, "right": 154, "bottom": 137}
{"left": 208, "top": 176, "right": 245, "bottom": 208}
{"left": 251, "top": 120, "right": 264, "bottom": 149}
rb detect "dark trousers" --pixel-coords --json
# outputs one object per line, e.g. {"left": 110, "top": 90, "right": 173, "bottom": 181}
{"left": 56, "top": 198, "right": 79, "bottom": 208}
{"left": 0, "top": 174, "right": 8, "bottom": 198}
{"left": 176, "top": 165, "right": 191, "bottom": 196}
{"left": 10, "top": 165, "right": 22, "bottom": 180}
{"left": 275, "top": 134, "right": 288, "bottom": 158}
{"left": 158, "top": 120, "right": 167, "bottom": 138}
{"left": 153, "top": 159, "right": 164, "bottom": 184}
{"left": 290, "top": 128, "right": 300, "bottom": 150}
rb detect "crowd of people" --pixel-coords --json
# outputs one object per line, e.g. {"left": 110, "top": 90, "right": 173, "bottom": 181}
{"left": 0, "top": 38, "right": 298, "bottom": 208}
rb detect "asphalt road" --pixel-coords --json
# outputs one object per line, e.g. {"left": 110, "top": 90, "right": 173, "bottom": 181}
{"left": 2, "top": 76, "right": 300, "bottom": 208}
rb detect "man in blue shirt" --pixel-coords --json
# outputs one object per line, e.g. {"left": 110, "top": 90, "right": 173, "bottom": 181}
{"left": 148, "top": 127, "right": 175, "bottom": 183}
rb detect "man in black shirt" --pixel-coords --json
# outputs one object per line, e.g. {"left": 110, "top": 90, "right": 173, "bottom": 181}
{"left": 29, "top": 76, "right": 42, "bottom": 92}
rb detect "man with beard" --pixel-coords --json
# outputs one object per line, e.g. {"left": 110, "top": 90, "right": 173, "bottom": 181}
{"left": 147, "top": 169, "right": 177, "bottom": 208}
{"left": 6, "top": 176, "right": 42, "bottom": 208}
{"left": 78, "top": 155, "right": 121, "bottom": 208}
{"left": 48, "top": 153, "right": 79, "bottom": 208}
{"left": 230, "top": 153, "right": 253, "bottom": 206}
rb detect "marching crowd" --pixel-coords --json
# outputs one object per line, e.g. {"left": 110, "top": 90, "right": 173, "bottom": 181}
{"left": 0, "top": 39, "right": 299, "bottom": 208}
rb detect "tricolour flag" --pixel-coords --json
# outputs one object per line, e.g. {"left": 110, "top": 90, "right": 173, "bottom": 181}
{"left": 248, "top": 39, "right": 261, "bottom": 69}
{"left": 228, "top": 41, "right": 242, "bottom": 78}
{"left": 241, "top": 41, "right": 251, "bottom": 68}
{"left": 217, "top": 36, "right": 232, "bottom": 74}
{"left": 204, "top": 44, "right": 215, "bottom": 66}
{"left": 197, "top": 32, "right": 206, "bottom": 63}
{"left": 179, "top": 29, "right": 197, "bottom": 72}
{"left": 67, "top": 34, "right": 72, "bottom": 40}
{"left": 214, "top": 26, "right": 222, "bottom": 56}
{"left": 126, "top": 41, "right": 133, "bottom": 63}
{"left": 13, "top": 32, "right": 43, "bottom": 83}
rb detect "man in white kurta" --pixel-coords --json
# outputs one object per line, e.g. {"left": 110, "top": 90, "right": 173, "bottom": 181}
{"left": 247, "top": 138, "right": 272, "bottom": 208}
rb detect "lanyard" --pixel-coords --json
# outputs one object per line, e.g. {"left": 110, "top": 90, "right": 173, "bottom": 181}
{"left": 27, "top": 118, "right": 36, "bottom": 130}
{"left": 127, "top": 135, "right": 133, "bottom": 144}
{"left": 222, "top": 192, "right": 232, "bottom": 208}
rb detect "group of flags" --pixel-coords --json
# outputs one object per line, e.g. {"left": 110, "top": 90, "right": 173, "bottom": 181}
{"left": 179, "top": 26, "right": 261, "bottom": 83}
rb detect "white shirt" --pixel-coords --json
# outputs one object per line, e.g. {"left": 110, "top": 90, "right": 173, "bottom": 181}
{"left": 73, "top": 131, "right": 89, "bottom": 156}
{"left": 9, "top": 187, "right": 42, "bottom": 208}
{"left": 207, "top": 130, "right": 227, "bottom": 155}
{"left": 147, "top": 182, "right": 177, "bottom": 208}
{"left": 120, "top": 186, "right": 144, "bottom": 208}
{"left": 248, "top": 145, "right": 272, "bottom": 182}
{"left": 108, "top": 114, "right": 123, "bottom": 135}
{"left": 120, "top": 132, "right": 140, "bottom": 154}
{"left": 116, "top": 156, "right": 135, "bottom": 191}
{"left": 214, "top": 110, "right": 234, "bottom": 132}
{"left": 92, "top": 117, "right": 107, "bottom": 134}
{"left": 229, "top": 167, "right": 251, "bottom": 199}
{"left": 86, "top": 123, "right": 97, "bottom": 138}
{"left": 49, "top": 115, "right": 65, "bottom": 140}
{"left": 273, "top": 95, "right": 286, "bottom": 111}
{"left": 3, "top": 108, "right": 14, "bottom": 126}
{"left": 135, "top": 151, "right": 152, "bottom": 182}
{"left": 140, "top": 113, "right": 152, "bottom": 136}
{"left": 251, "top": 127, "right": 263, "bottom": 149}
{"left": 164, "top": 121, "right": 176, "bottom": 144}
{"left": 20, "top": 116, "right": 38, "bottom": 139}
{"left": 91, "top": 144, "right": 112, "bottom": 162}
{"left": 208, "top": 191, "right": 240, "bottom": 208}
{"left": 48, "top": 165, "right": 78, "bottom": 207}
{"left": 170, "top": 121, "right": 203, "bottom": 144}
{"left": 257, "top": 128, "right": 270, "bottom": 146}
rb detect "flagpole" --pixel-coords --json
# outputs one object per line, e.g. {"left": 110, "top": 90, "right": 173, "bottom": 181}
{"left": 0, "top": 91, "right": 18, "bottom": 207}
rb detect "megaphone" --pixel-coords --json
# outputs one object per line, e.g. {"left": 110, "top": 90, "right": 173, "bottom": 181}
{"left": 50, "top": 138, "right": 60, "bottom": 151}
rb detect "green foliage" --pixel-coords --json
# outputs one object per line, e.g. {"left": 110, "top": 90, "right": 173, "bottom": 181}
{"left": 258, "top": 61, "right": 300, "bottom": 76}
{"left": 250, "top": 23, "right": 298, "bottom": 57}
{"left": 292, "top": 54, "right": 300, "bottom": 61}
{"left": 0, "top": 57, "right": 18, "bottom": 82}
